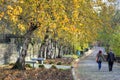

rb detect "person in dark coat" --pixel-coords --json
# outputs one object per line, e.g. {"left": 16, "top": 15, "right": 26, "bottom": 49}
{"left": 107, "top": 50, "right": 116, "bottom": 71}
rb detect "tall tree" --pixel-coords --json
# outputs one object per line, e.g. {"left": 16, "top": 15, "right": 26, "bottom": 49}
{"left": 108, "top": 2, "right": 120, "bottom": 56}
{"left": 94, "top": 0, "right": 116, "bottom": 51}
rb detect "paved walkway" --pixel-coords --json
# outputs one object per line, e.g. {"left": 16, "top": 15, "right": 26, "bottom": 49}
{"left": 73, "top": 47, "right": 120, "bottom": 80}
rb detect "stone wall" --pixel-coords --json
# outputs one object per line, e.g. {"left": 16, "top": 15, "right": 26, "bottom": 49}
{"left": 0, "top": 43, "right": 18, "bottom": 65}
{"left": 0, "top": 38, "right": 40, "bottom": 65}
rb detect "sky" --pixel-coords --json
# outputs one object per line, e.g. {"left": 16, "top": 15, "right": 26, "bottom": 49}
{"left": 102, "top": 0, "right": 120, "bottom": 9}
{"left": 116, "top": 0, "right": 120, "bottom": 9}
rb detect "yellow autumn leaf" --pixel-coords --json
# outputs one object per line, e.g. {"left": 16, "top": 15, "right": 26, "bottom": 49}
{"left": 6, "top": 10, "right": 12, "bottom": 16}
{"left": 18, "top": 0, "right": 24, "bottom": 3}
{"left": 73, "top": 10, "right": 79, "bottom": 19}
{"left": 13, "top": 6, "right": 22, "bottom": 15}
{"left": 7, "top": 5, "right": 13, "bottom": 10}
{"left": 51, "top": 23, "right": 56, "bottom": 29}
{"left": 79, "top": 23, "right": 83, "bottom": 26}
{"left": 0, "top": 12, "right": 4, "bottom": 20}
{"left": 10, "top": 15, "right": 18, "bottom": 22}
{"left": 63, "top": 15, "right": 69, "bottom": 23}
{"left": 18, "top": 24, "right": 25, "bottom": 32}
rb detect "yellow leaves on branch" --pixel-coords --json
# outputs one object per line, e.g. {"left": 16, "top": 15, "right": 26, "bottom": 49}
{"left": 18, "top": 0, "right": 24, "bottom": 3}
{"left": 18, "top": 24, "right": 25, "bottom": 32}
{"left": 79, "top": 23, "right": 84, "bottom": 27}
{"left": 63, "top": 15, "right": 69, "bottom": 23}
{"left": 73, "top": 0, "right": 80, "bottom": 9}
{"left": 7, "top": 5, "right": 13, "bottom": 10}
{"left": 73, "top": 10, "right": 79, "bottom": 19}
{"left": 62, "top": 25, "right": 79, "bottom": 36}
{"left": 73, "top": 0, "right": 78, "bottom": 3}
{"left": 0, "top": 12, "right": 4, "bottom": 20}
{"left": 50, "top": 23, "right": 56, "bottom": 29}
{"left": 7, "top": 5, "right": 22, "bottom": 22}
{"left": 13, "top": 6, "right": 22, "bottom": 15}
{"left": 62, "top": 27, "right": 69, "bottom": 31}
{"left": 7, "top": 5, "right": 22, "bottom": 15}
{"left": 70, "top": 26, "right": 77, "bottom": 32}
{"left": 0, "top": 0, "right": 4, "bottom": 3}
{"left": 11, "top": 16, "right": 18, "bottom": 22}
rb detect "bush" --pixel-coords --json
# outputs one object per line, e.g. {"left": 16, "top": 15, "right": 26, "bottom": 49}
{"left": 49, "top": 61, "right": 54, "bottom": 64}
{"left": 9, "top": 63, "right": 15, "bottom": 66}
{"left": 39, "top": 65, "right": 45, "bottom": 68}
{"left": 25, "top": 64, "right": 32, "bottom": 68}
{"left": 44, "top": 61, "right": 47, "bottom": 64}
{"left": 51, "top": 65, "right": 57, "bottom": 69}
{"left": 57, "top": 62, "right": 62, "bottom": 65}
{"left": 72, "top": 54, "right": 79, "bottom": 59}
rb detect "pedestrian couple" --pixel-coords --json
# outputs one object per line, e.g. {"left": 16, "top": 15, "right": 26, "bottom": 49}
{"left": 96, "top": 50, "right": 116, "bottom": 71}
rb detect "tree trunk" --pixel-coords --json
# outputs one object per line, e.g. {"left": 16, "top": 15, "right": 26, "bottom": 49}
{"left": 55, "top": 43, "right": 59, "bottom": 58}
{"left": 12, "top": 37, "right": 30, "bottom": 70}
{"left": 12, "top": 22, "right": 38, "bottom": 70}
{"left": 58, "top": 46, "right": 63, "bottom": 58}
{"left": 38, "top": 28, "right": 50, "bottom": 59}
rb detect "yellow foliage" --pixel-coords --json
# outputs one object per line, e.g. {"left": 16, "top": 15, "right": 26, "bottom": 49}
{"left": 13, "top": 6, "right": 22, "bottom": 15}
{"left": 50, "top": 23, "right": 56, "bottom": 29}
{"left": 7, "top": 5, "right": 13, "bottom": 10}
{"left": 73, "top": 0, "right": 80, "bottom": 8}
{"left": 62, "top": 27, "right": 69, "bottom": 31}
{"left": 73, "top": 0, "right": 77, "bottom": 3}
{"left": 79, "top": 23, "right": 83, "bottom": 26}
{"left": 73, "top": 10, "right": 79, "bottom": 19}
{"left": 18, "top": 24, "right": 25, "bottom": 32}
{"left": 6, "top": 10, "right": 12, "bottom": 16}
{"left": 0, "top": 12, "right": 4, "bottom": 20}
{"left": 10, "top": 15, "right": 18, "bottom": 22}
{"left": 6, "top": 5, "right": 22, "bottom": 22}
{"left": 63, "top": 15, "right": 69, "bottom": 23}
{"left": 1, "top": 0, "right": 4, "bottom": 3}
{"left": 0, "top": 0, "right": 114, "bottom": 49}
{"left": 18, "top": 0, "right": 24, "bottom": 3}
{"left": 72, "top": 54, "right": 79, "bottom": 59}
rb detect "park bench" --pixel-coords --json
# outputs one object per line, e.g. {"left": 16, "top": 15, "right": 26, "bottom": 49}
{"left": 31, "top": 58, "right": 45, "bottom": 64}
{"left": 25, "top": 60, "right": 36, "bottom": 68}
{"left": 25, "top": 58, "right": 45, "bottom": 68}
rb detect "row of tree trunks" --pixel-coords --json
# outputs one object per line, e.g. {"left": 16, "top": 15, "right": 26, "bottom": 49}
{"left": 38, "top": 27, "right": 74, "bottom": 59}
{"left": 38, "top": 39, "right": 58, "bottom": 59}
{"left": 38, "top": 38, "right": 73, "bottom": 59}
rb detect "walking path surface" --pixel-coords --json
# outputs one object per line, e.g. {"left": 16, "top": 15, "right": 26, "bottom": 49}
{"left": 73, "top": 47, "right": 120, "bottom": 80}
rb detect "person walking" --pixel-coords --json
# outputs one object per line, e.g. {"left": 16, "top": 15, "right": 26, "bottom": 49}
{"left": 96, "top": 50, "right": 105, "bottom": 70}
{"left": 107, "top": 50, "right": 116, "bottom": 71}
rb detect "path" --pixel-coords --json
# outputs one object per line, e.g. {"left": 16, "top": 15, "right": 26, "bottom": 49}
{"left": 73, "top": 47, "right": 120, "bottom": 80}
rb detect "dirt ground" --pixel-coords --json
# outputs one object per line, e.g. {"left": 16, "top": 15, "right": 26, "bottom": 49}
{"left": 0, "top": 58, "right": 74, "bottom": 80}
{"left": 44, "top": 57, "right": 74, "bottom": 65}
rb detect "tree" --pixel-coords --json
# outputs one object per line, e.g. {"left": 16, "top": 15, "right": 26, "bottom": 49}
{"left": 12, "top": 22, "right": 39, "bottom": 69}
{"left": 94, "top": 0, "right": 116, "bottom": 51}
{"left": 0, "top": 0, "right": 41, "bottom": 70}
{"left": 0, "top": 0, "right": 112, "bottom": 69}
{"left": 108, "top": 3, "right": 120, "bottom": 56}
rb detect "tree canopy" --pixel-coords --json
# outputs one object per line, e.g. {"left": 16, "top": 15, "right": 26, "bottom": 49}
{"left": 0, "top": 0, "right": 118, "bottom": 69}
{"left": 0, "top": 0, "right": 106, "bottom": 49}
